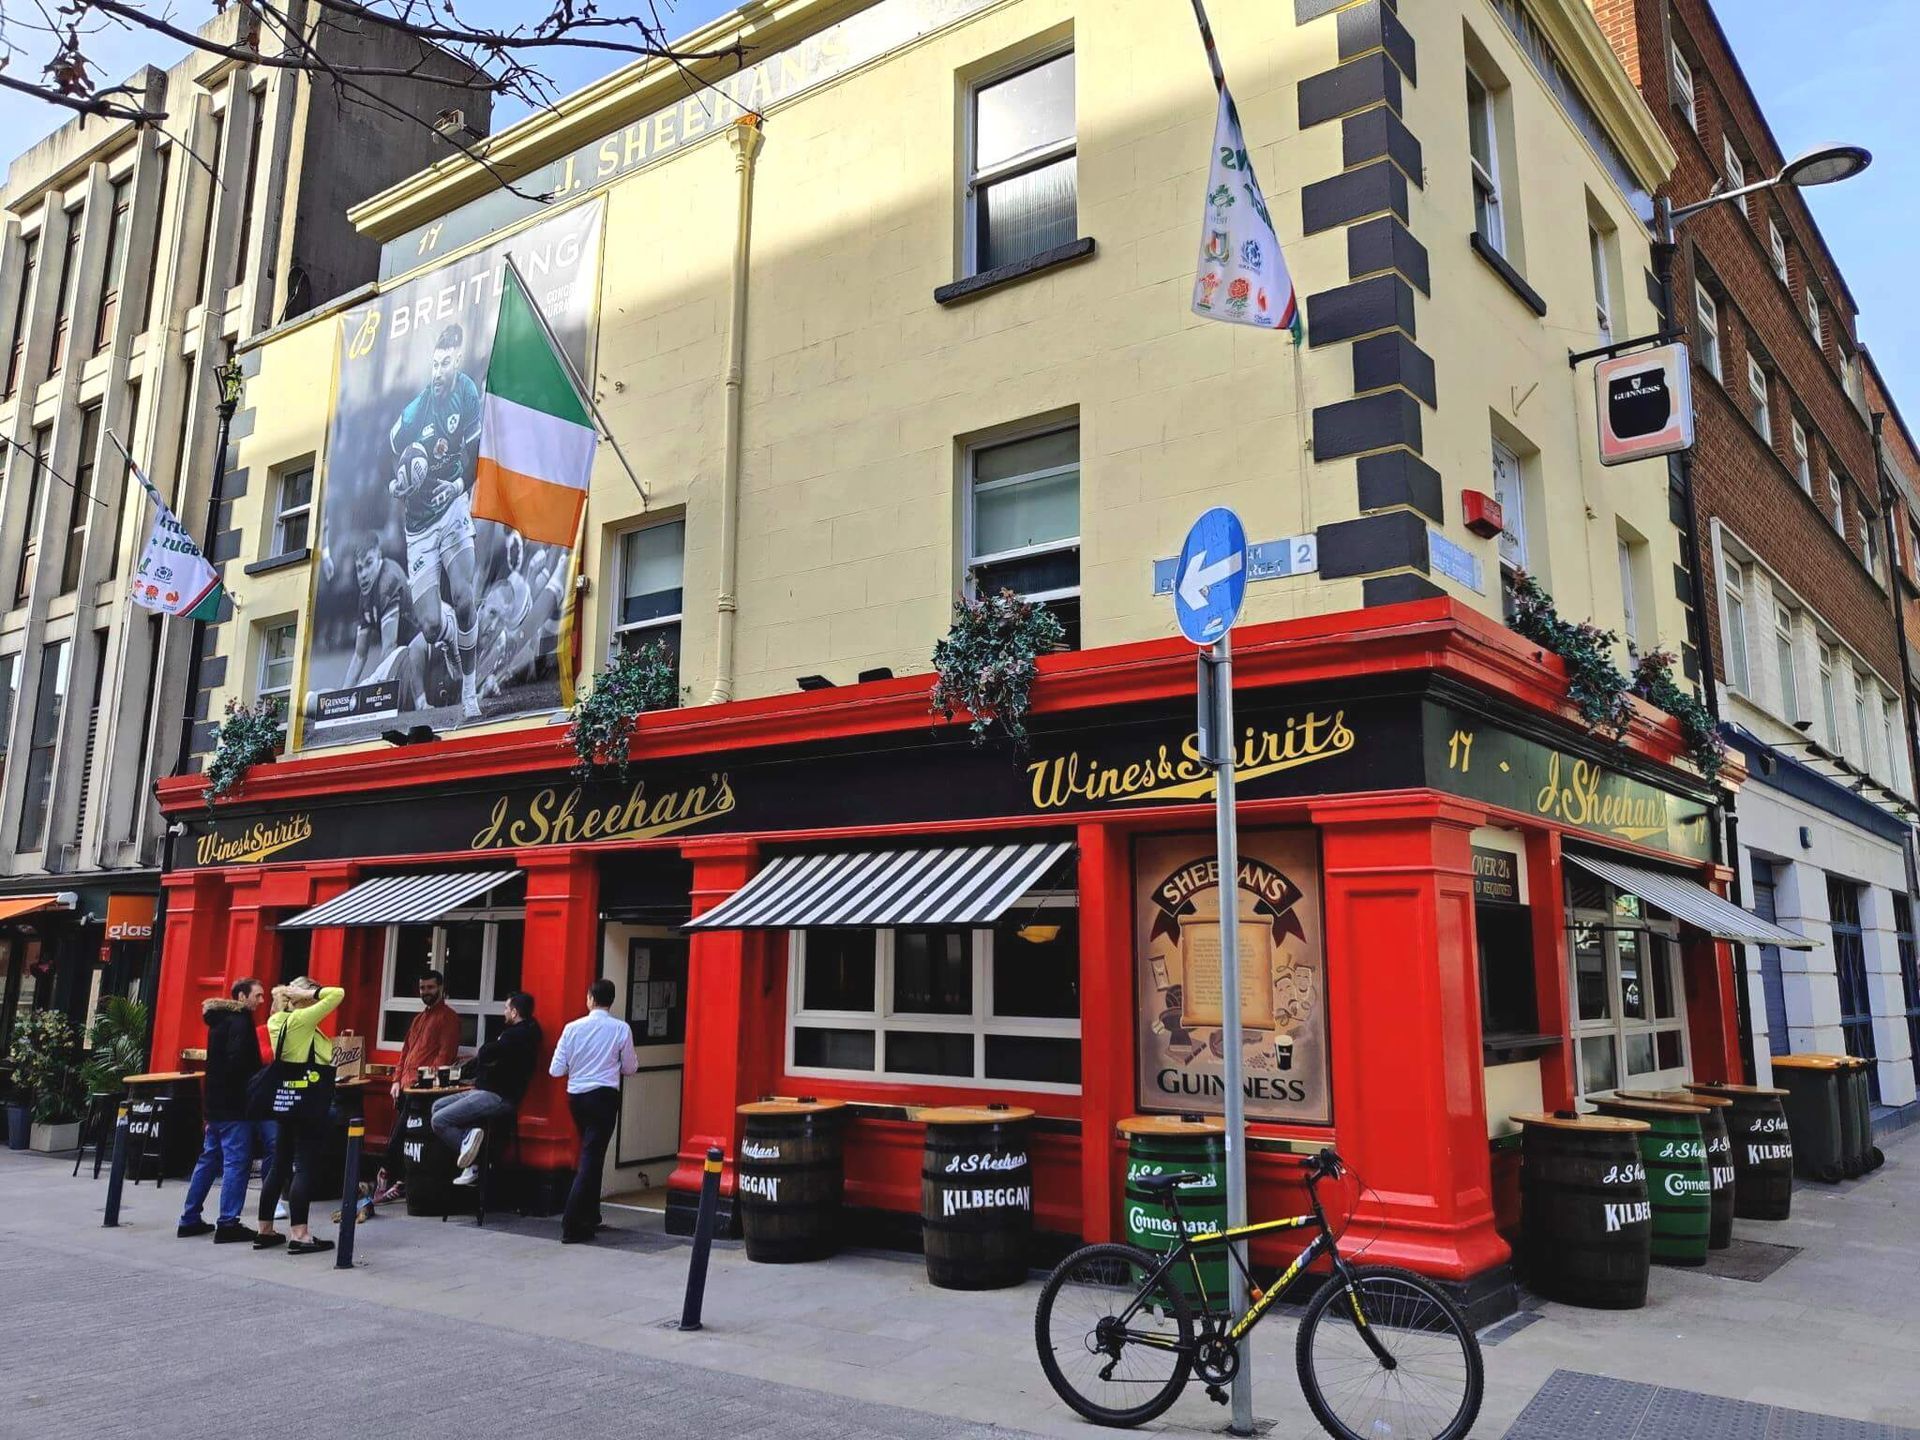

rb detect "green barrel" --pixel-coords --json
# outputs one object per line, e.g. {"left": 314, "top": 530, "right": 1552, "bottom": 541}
{"left": 1594, "top": 1097, "right": 1710, "bottom": 1267}
{"left": 1118, "top": 1115, "right": 1227, "bottom": 1314}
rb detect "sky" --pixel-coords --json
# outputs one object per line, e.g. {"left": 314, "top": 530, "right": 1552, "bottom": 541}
{"left": 0, "top": 1, "right": 1914, "bottom": 404}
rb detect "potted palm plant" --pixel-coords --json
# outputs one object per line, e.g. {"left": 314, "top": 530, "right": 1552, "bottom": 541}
{"left": 81, "top": 996, "right": 151, "bottom": 1099}
{"left": 9, "top": 1010, "right": 85, "bottom": 1151}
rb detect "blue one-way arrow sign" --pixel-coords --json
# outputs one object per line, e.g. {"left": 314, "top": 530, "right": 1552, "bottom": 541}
{"left": 1172, "top": 506, "right": 1248, "bottom": 646}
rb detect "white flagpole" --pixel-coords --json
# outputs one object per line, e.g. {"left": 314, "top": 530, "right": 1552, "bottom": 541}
{"left": 500, "top": 253, "right": 648, "bottom": 506}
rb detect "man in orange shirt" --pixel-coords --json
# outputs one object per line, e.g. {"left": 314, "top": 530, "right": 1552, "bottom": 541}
{"left": 391, "top": 970, "right": 462, "bottom": 1098}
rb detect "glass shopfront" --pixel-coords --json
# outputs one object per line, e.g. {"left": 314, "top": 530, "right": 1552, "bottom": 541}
{"left": 1566, "top": 866, "right": 1688, "bottom": 1096}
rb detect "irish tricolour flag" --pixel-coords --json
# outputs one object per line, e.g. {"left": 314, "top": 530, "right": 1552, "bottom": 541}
{"left": 472, "top": 266, "right": 596, "bottom": 547}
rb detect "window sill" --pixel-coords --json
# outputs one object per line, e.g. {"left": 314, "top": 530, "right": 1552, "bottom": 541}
{"left": 1482, "top": 1032, "right": 1562, "bottom": 1066}
{"left": 1468, "top": 232, "right": 1548, "bottom": 318}
{"left": 243, "top": 547, "right": 311, "bottom": 577}
{"left": 934, "top": 236, "right": 1096, "bottom": 307}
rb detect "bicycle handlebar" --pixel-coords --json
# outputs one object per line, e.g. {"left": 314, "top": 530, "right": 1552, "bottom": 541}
{"left": 1303, "top": 1147, "right": 1344, "bottom": 1184}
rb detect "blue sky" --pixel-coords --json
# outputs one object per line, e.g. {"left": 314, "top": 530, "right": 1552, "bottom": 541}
{"left": 2, "top": 2, "right": 1914, "bottom": 407}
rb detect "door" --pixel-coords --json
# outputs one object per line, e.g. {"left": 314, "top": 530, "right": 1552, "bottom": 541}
{"left": 599, "top": 923, "right": 687, "bottom": 1195}
{"left": 1749, "top": 865, "right": 1790, "bottom": 1057}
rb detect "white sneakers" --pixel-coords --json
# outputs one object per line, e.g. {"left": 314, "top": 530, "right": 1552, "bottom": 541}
{"left": 460, "top": 673, "right": 482, "bottom": 720}
{"left": 457, "top": 1126, "right": 486, "bottom": 1169}
{"left": 453, "top": 1166, "right": 480, "bottom": 1187}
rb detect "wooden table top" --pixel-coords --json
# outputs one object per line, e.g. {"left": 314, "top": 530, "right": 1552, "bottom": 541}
{"left": 1593, "top": 1095, "right": 1707, "bottom": 1116}
{"left": 1617, "top": 1087, "right": 1731, "bottom": 1107}
{"left": 1116, "top": 1114, "right": 1225, "bottom": 1137}
{"left": 1509, "top": 1111, "right": 1650, "bottom": 1133}
{"left": 738, "top": 1098, "right": 848, "bottom": 1116}
{"left": 915, "top": 1105, "right": 1036, "bottom": 1125}
{"left": 1770, "top": 1054, "right": 1859, "bottom": 1071}
{"left": 123, "top": 1072, "right": 197, "bottom": 1086}
{"left": 1683, "top": 1081, "right": 1788, "bottom": 1098}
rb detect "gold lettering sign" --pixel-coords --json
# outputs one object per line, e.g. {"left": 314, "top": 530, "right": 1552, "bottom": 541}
{"left": 1026, "top": 710, "right": 1354, "bottom": 811}
{"left": 196, "top": 815, "right": 315, "bottom": 866}
{"left": 469, "top": 774, "right": 735, "bottom": 850}
{"left": 1533, "top": 752, "right": 1668, "bottom": 841}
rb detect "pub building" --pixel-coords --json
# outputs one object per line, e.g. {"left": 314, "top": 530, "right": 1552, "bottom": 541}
{"left": 149, "top": 599, "right": 1801, "bottom": 1321}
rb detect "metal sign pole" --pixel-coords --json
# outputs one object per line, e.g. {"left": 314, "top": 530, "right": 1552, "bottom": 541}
{"left": 1209, "top": 634, "right": 1253, "bottom": 1434}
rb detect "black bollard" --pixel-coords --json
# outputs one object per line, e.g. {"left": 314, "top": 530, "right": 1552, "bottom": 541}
{"left": 678, "top": 1146, "right": 725, "bottom": 1332}
{"left": 335, "top": 1119, "right": 365, "bottom": 1270}
{"left": 102, "top": 1106, "right": 130, "bottom": 1228}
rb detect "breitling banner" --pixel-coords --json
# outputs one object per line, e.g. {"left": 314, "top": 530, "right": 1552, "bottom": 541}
{"left": 296, "top": 199, "right": 605, "bottom": 750}
{"left": 1135, "top": 830, "right": 1329, "bottom": 1125}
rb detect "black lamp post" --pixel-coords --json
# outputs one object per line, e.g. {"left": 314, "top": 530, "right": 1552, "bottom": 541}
{"left": 171, "top": 354, "right": 247, "bottom": 777}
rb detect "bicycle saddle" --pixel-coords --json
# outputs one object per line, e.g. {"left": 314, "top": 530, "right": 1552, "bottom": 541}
{"left": 1132, "top": 1171, "right": 1203, "bottom": 1194}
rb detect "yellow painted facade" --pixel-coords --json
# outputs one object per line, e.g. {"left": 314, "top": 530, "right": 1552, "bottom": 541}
{"left": 211, "top": 0, "right": 1683, "bottom": 746}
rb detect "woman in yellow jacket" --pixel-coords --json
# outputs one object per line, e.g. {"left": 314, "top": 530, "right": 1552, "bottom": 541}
{"left": 254, "top": 978, "right": 344, "bottom": 1255}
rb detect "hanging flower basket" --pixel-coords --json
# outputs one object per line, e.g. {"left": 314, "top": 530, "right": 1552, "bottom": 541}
{"left": 1631, "top": 648, "right": 1726, "bottom": 785}
{"left": 568, "top": 639, "right": 680, "bottom": 780}
{"left": 203, "top": 698, "right": 284, "bottom": 809}
{"left": 930, "top": 587, "right": 1065, "bottom": 751}
{"left": 1506, "top": 571, "right": 1633, "bottom": 740}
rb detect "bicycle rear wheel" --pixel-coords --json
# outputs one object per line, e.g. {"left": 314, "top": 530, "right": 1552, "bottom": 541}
{"left": 1034, "top": 1242, "right": 1195, "bottom": 1428}
{"left": 1295, "top": 1264, "right": 1483, "bottom": 1440}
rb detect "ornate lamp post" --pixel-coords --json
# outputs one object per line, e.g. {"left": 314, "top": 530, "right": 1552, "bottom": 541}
{"left": 172, "top": 353, "right": 248, "bottom": 776}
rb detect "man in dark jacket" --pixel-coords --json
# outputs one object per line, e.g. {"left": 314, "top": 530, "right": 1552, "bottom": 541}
{"left": 431, "top": 991, "right": 542, "bottom": 1187}
{"left": 178, "top": 978, "right": 268, "bottom": 1242}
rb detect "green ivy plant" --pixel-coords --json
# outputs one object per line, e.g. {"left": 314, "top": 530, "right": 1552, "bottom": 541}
{"left": 8, "top": 1010, "right": 84, "bottom": 1125}
{"left": 930, "top": 587, "right": 1066, "bottom": 750}
{"left": 1632, "top": 648, "right": 1727, "bottom": 785}
{"left": 569, "top": 639, "right": 680, "bottom": 780}
{"left": 203, "top": 697, "right": 284, "bottom": 809}
{"left": 1506, "top": 571, "right": 1634, "bottom": 739}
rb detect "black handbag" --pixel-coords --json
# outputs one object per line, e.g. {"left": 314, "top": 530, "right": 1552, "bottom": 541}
{"left": 244, "top": 1010, "right": 336, "bottom": 1123}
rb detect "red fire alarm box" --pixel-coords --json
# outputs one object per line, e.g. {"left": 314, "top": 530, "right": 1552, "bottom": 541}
{"left": 1462, "top": 490, "right": 1504, "bottom": 539}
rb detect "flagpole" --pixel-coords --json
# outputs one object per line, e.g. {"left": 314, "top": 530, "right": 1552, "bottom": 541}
{"left": 501, "top": 253, "right": 648, "bottom": 506}
{"left": 1188, "top": 0, "right": 1227, "bottom": 94}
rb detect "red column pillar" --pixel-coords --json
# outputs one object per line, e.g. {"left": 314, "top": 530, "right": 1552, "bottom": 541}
{"left": 1075, "top": 819, "right": 1131, "bottom": 1243}
{"left": 223, "top": 877, "right": 267, "bottom": 993}
{"left": 1313, "top": 796, "right": 1510, "bottom": 1293}
{"left": 151, "top": 871, "right": 232, "bottom": 1070}
{"left": 296, "top": 866, "right": 360, "bottom": 991}
{"left": 1684, "top": 932, "right": 1741, "bottom": 1084}
{"left": 1525, "top": 828, "right": 1575, "bottom": 1110}
{"left": 668, "top": 837, "right": 761, "bottom": 1227}
{"left": 517, "top": 850, "right": 600, "bottom": 1174}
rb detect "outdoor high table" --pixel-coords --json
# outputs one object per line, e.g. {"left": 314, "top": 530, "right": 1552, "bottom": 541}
{"left": 122, "top": 1071, "right": 204, "bottom": 1180}
{"left": 398, "top": 1085, "right": 474, "bottom": 1217}
{"left": 918, "top": 1106, "right": 1035, "bottom": 1290}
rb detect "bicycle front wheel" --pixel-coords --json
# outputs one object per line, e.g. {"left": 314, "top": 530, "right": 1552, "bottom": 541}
{"left": 1295, "top": 1264, "right": 1483, "bottom": 1440}
{"left": 1034, "top": 1242, "right": 1195, "bottom": 1428}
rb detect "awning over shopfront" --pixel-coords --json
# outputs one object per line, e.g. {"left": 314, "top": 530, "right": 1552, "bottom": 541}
{"left": 687, "top": 841, "right": 1074, "bottom": 931}
{"left": 0, "top": 894, "right": 75, "bottom": 922}
{"left": 1564, "top": 853, "right": 1815, "bottom": 948}
{"left": 279, "top": 871, "right": 519, "bottom": 928}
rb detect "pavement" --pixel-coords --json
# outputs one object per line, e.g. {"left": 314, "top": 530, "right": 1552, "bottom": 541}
{"left": 2, "top": 1129, "right": 1918, "bottom": 1439}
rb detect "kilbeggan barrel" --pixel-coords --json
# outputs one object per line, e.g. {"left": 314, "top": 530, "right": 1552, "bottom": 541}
{"left": 1592, "top": 1096, "right": 1710, "bottom": 1266}
{"left": 920, "top": 1106, "right": 1034, "bottom": 1290}
{"left": 400, "top": 1086, "right": 470, "bottom": 1218}
{"left": 1512, "top": 1111, "right": 1652, "bottom": 1309}
{"left": 1118, "top": 1115, "right": 1227, "bottom": 1313}
{"left": 735, "top": 1099, "right": 847, "bottom": 1263}
{"left": 1619, "top": 1089, "right": 1734, "bottom": 1250}
{"left": 1685, "top": 1082, "right": 1792, "bottom": 1220}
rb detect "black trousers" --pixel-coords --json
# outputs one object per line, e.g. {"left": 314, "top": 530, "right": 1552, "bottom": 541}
{"left": 259, "top": 1114, "right": 324, "bottom": 1228}
{"left": 564, "top": 1086, "right": 621, "bottom": 1238}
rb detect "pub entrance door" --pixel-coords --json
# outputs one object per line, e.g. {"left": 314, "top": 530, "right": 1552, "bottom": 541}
{"left": 599, "top": 923, "right": 688, "bottom": 1195}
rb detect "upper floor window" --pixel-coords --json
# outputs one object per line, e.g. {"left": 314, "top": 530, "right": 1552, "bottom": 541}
{"left": 1670, "top": 43, "right": 1697, "bottom": 131}
{"left": 1466, "top": 64, "right": 1504, "bottom": 254}
{"left": 1768, "top": 219, "right": 1788, "bottom": 284}
{"left": 257, "top": 619, "right": 296, "bottom": 749}
{"left": 1694, "top": 283, "right": 1722, "bottom": 380}
{"left": 94, "top": 175, "right": 132, "bottom": 352}
{"left": 612, "top": 518, "right": 685, "bottom": 669}
{"left": 1746, "top": 354, "right": 1771, "bottom": 441}
{"left": 3, "top": 234, "right": 36, "bottom": 398}
{"left": 1853, "top": 669, "right": 1870, "bottom": 762}
{"left": 967, "top": 425, "right": 1080, "bottom": 649}
{"left": 1819, "top": 642, "right": 1839, "bottom": 743}
{"left": 1617, "top": 535, "right": 1641, "bottom": 654}
{"left": 1722, "top": 559, "right": 1750, "bottom": 693}
{"left": 1805, "top": 289, "right": 1822, "bottom": 347}
{"left": 1723, "top": 138, "right": 1748, "bottom": 216}
{"left": 138, "top": 147, "right": 171, "bottom": 334}
{"left": 270, "top": 464, "right": 313, "bottom": 556}
{"left": 47, "top": 208, "right": 83, "bottom": 376}
{"left": 60, "top": 405, "right": 101, "bottom": 594}
{"left": 1830, "top": 465, "right": 1848, "bottom": 534}
{"left": 12, "top": 424, "right": 51, "bottom": 605}
{"left": 15, "top": 637, "right": 69, "bottom": 852}
{"left": 0, "top": 652, "right": 16, "bottom": 788}
{"left": 966, "top": 50, "right": 1076, "bottom": 276}
{"left": 1774, "top": 603, "right": 1799, "bottom": 721}
{"left": 1493, "top": 436, "right": 1527, "bottom": 575}
{"left": 1588, "top": 223, "right": 1614, "bottom": 342}
{"left": 1791, "top": 417, "right": 1811, "bottom": 493}
{"left": 1863, "top": 508, "right": 1882, "bottom": 582}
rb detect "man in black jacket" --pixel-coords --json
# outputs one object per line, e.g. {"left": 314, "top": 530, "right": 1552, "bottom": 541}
{"left": 431, "top": 991, "right": 543, "bottom": 1187}
{"left": 178, "top": 978, "right": 268, "bottom": 1242}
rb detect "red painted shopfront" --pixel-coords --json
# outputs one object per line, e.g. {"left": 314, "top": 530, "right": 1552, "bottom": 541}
{"left": 152, "top": 600, "right": 1745, "bottom": 1319}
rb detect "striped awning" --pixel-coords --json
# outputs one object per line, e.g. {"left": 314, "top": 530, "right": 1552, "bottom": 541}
{"left": 687, "top": 841, "right": 1074, "bottom": 931}
{"left": 280, "top": 871, "right": 519, "bottom": 929}
{"left": 0, "top": 894, "right": 73, "bottom": 923}
{"left": 1564, "top": 853, "right": 1814, "bottom": 949}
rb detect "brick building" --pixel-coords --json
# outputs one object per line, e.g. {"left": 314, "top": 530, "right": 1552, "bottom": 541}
{"left": 1598, "top": 0, "right": 1918, "bottom": 1109}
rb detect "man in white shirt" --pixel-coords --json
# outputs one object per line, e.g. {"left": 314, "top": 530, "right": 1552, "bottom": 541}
{"left": 548, "top": 978, "right": 639, "bottom": 1244}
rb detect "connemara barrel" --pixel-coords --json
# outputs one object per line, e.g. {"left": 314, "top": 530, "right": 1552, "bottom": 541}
{"left": 1512, "top": 1112, "right": 1652, "bottom": 1309}
{"left": 1684, "top": 1082, "right": 1792, "bottom": 1220}
{"left": 920, "top": 1106, "right": 1034, "bottom": 1290}
{"left": 1618, "top": 1089, "right": 1734, "bottom": 1250}
{"left": 1592, "top": 1097, "right": 1710, "bottom": 1267}
{"left": 735, "top": 1099, "right": 847, "bottom": 1263}
{"left": 1118, "top": 1115, "right": 1227, "bottom": 1313}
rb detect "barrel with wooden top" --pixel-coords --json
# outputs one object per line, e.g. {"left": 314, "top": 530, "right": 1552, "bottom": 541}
{"left": 735, "top": 1099, "right": 847, "bottom": 1263}
{"left": 1684, "top": 1082, "right": 1793, "bottom": 1219}
{"left": 400, "top": 1085, "right": 472, "bottom": 1218}
{"left": 1512, "top": 1111, "right": 1653, "bottom": 1308}
{"left": 123, "top": 1072, "right": 204, "bottom": 1179}
{"left": 920, "top": 1106, "right": 1034, "bottom": 1290}
{"left": 1118, "top": 1115, "right": 1227, "bottom": 1313}
{"left": 1770, "top": 1054, "right": 1848, "bottom": 1182}
{"left": 1590, "top": 1097, "right": 1710, "bottom": 1266}
{"left": 1617, "top": 1089, "right": 1733, "bottom": 1249}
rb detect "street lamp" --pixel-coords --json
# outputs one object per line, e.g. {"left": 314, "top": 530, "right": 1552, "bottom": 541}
{"left": 1665, "top": 142, "right": 1872, "bottom": 232}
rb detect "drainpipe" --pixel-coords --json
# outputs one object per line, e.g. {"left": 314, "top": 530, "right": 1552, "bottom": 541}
{"left": 706, "top": 116, "right": 764, "bottom": 706}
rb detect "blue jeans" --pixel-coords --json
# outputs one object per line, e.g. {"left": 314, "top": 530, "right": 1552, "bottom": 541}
{"left": 180, "top": 1121, "right": 255, "bottom": 1228}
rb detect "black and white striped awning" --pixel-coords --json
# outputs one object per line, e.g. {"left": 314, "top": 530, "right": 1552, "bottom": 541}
{"left": 280, "top": 871, "right": 520, "bottom": 929}
{"left": 687, "top": 841, "right": 1074, "bottom": 931}
{"left": 1565, "top": 853, "right": 1814, "bottom": 949}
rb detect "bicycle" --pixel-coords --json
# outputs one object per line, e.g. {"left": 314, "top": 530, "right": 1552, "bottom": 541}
{"left": 1033, "top": 1148, "right": 1483, "bottom": 1437}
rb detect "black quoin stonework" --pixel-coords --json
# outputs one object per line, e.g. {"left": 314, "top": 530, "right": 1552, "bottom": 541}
{"left": 1357, "top": 452, "right": 1444, "bottom": 522}
{"left": 1312, "top": 392, "right": 1423, "bottom": 463}
{"left": 1297, "top": 53, "right": 1404, "bottom": 130}
{"left": 1352, "top": 333, "right": 1436, "bottom": 408}
{"left": 1343, "top": 108, "right": 1424, "bottom": 183}
{"left": 1307, "top": 274, "right": 1417, "bottom": 348}
{"left": 1301, "top": 161, "right": 1409, "bottom": 234}
{"left": 1347, "top": 216, "right": 1430, "bottom": 294}
{"left": 1317, "top": 510, "right": 1432, "bottom": 580}
{"left": 1337, "top": 2, "right": 1416, "bottom": 84}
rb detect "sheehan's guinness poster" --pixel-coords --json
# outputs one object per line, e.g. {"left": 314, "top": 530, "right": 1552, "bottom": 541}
{"left": 1134, "top": 830, "right": 1329, "bottom": 1125}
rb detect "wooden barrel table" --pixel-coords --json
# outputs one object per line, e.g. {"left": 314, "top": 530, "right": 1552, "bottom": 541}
{"left": 1684, "top": 1082, "right": 1792, "bottom": 1220}
{"left": 122, "top": 1072, "right": 205, "bottom": 1180}
{"left": 920, "top": 1106, "right": 1034, "bottom": 1290}
{"left": 1591, "top": 1096, "right": 1710, "bottom": 1267}
{"left": 1618, "top": 1089, "right": 1734, "bottom": 1249}
{"left": 400, "top": 1085, "right": 472, "bottom": 1218}
{"left": 1117, "top": 1115, "right": 1227, "bottom": 1313}
{"left": 735, "top": 1099, "right": 847, "bottom": 1263}
{"left": 1512, "top": 1111, "right": 1652, "bottom": 1309}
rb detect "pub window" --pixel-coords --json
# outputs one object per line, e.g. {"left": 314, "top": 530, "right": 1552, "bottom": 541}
{"left": 1474, "top": 847, "right": 1538, "bottom": 1045}
{"left": 270, "top": 463, "right": 313, "bottom": 556}
{"left": 378, "top": 905, "right": 526, "bottom": 1053}
{"left": 966, "top": 48, "right": 1076, "bottom": 276}
{"left": 966, "top": 425, "right": 1080, "bottom": 648}
{"left": 1566, "top": 871, "right": 1689, "bottom": 1097}
{"left": 3, "top": 233, "right": 36, "bottom": 397}
{"left": 93, "top": 173, "right": 132, "bottom": 352}
{"left": 787, "top": 900, "right": 1081, "bottom": 1090}
{"left": 612, "top": 517, "right": 684, "bottom": 683}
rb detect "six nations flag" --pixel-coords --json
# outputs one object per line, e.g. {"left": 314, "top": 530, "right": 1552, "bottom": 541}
{"left": 119, "top": 434, "right": 224, "bottom": 621}
{"left": 1191, "top": 87, "right": 1302, "bottom": 340}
